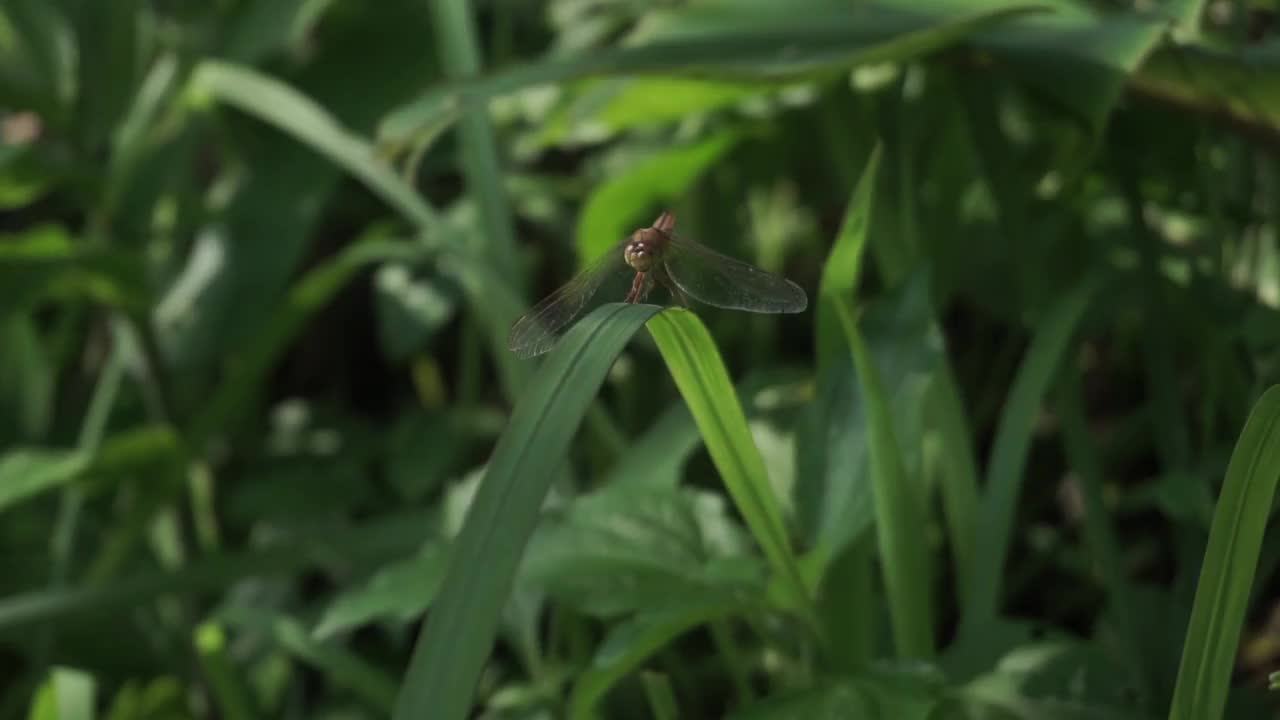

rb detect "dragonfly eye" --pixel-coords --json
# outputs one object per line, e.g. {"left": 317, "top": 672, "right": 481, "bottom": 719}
{"left": 624, "top": 241, "right": 653, "bottom": 271}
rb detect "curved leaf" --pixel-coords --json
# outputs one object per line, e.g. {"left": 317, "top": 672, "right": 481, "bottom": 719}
{"left": 962, "top": 278, "right": 1098, "bottom": 631}
{"left": 392, "top": 302, "right": 662, "bottom": 720}
{"left": 379, "top": 2, "right": 1048, "bottom": 146}
{"left": 647, "top": 309, "right": 816, "bottom": 626}
{"left": 1168, "top": 386, "right": 1280, "bottom": 720}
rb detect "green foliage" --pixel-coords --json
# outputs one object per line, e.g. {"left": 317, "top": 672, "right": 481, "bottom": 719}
{"left": 392, "top": 303, "right": 661, "bottom": 720}
{"left": 1169, "top": 387, "right": 1280, "bottom": 720}
{"left": 4, "top": 1, "right": 1280, "bottom": 719}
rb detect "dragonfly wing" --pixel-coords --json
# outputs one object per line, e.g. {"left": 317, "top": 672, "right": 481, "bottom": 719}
{"left": 662, "top": 233, "right": 807, "bottom": 314}
{"left": 508, "top": 246, "right": 632, "bottom": 359}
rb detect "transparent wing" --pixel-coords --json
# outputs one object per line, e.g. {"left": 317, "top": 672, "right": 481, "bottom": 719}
{"left": 661, "top": 232, "right": 807, "bottom": 314}
{"left": 508, "top": 245, "right": 633, "bottom": 359}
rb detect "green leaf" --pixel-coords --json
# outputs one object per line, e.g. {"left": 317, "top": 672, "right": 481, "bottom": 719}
{"left": 642, "top": 672, "right": 680, "bottom": 720}
{"left": 962, "top": 278, "right": 1098, "bottom": 632}
{"left": 0, "top": 0, "right": 76, "bottom": 123}
{"left": 72, "top": 0, "right": 140, "bottom": 150}
{"left": 576, "top": 130, "right": 741, "bottom": 263}
{"left": 276, "top": 622, "right": 397, "bottom": 712}
{"left": 189, "top": 60, "right": 440, "bottom": 230}
{"left": 797, "top": 145, "right": 881, "bottom": 668}
{"left": 1133, "top": 42, "right": 1280, "bottom": 141}
{"left": 220, "top": 0, "right": 333, "bottom": 62}
{"left": 428, "top": 0, "right": 521, "bottom": 286}
{"left": 27, "top": 667, "right": 95, "bottom": 720}
{"left": 392, "top": 302, "right": 662, "bottom": 720}
{"left": 0, "top": 448, "right": 90, "bottom": 513}
{"left": 379, "top": 1, "right": 1047, "bottom": 146}
{"left": 0, "top": 511, "right": 427, "bottom": 630}
{"left": 797, "top": 146, "right": 882, "bottom": 556}
{"left": 0, "top": 143, "right": 54, "bottom": 210}
{"left": 819, "top": 144, "right": 881, "bottom": 299}
{"left": 1055, "top": 368, "right": 1150, "bottom": 704}
{"left": 313, "top": 543, "right": 450, "bottom": 639}
{"left": 837, "top": 301, "right": 935, "bottom": 658}
{"left": 927, "top": 365, "right": 982, "bottom": 614}
{"left": 101, "top": 677, "right": 186, "bottom": 720}
{"left": 1168, "top": 386, "right": 1280, "bottom": 720}
{"left": 0, "top": 225, "right": 148, "bottom": 313}
{"left": 974, "top": 9, "right": 1164, "bottom": 134}
{"left": 569, "top": 596, "right": 752, "bottom": 720}
{"left": 537, "top": 76, "right": 767, "bottom": 146}
{"left": 798, "top": 275, "right": 943, "bottom": 565}
{"left": 383, "top": 408, "right": 503, "bottom": 501}
{"left": 964, "top": 641, "right": 1150, "bottom": 719}
{"left": 647, "top": 310, "right": 816, "bottom": 626}
{"left": 604, "top": 400, "right": 700, "bottom": 488}
{"left": 0, "top": 314, "right": 54, "bottom": 442}
{"left": 523, "top": 484, "right": 762, "bottom": 617}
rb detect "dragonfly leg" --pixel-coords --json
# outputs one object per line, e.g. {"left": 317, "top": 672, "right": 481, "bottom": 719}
{"left": 625, "top": 272, "right": 647, "bottom": 303}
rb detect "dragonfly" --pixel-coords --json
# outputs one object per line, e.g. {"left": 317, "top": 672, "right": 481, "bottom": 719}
{"left": 508, "top": 211, "right": 808, "bottom": 358}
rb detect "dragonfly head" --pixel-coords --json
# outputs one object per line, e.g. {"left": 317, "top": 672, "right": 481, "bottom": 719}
{"left": 624, "top": 228, "right": 662, "bottom": 272}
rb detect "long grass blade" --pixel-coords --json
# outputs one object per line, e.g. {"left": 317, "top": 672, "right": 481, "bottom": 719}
{"left": 190, "top": 60, "right": 441, "bottom": 230}
{"left": 428, "top": 0, "right": 521, "bottom": 284}
{"left": 1168, "top": 386, "right": 1280, "bottom": 720}
{"left": 928, "top": 364, "right": 981, "bottom": 610}
{"left": 647, "top": 309, "right": 817, "bottom": 628}
{"left": 962, "top": 278, "right": 1097, "bottom": 630}
{"left": 836, "top": 301, "right": 934, "bottom": 658}
{"left": 807, "top": 144, "right": 881, "bottom": 666}
{"left": 379, "top": 3, "right": 1046, "bottom": 146}
{"left": 392, "top": 303, "right": 662, "bottom": 720}
{"left": 1055, "top": 366, "right": 1150, "bottom": 706}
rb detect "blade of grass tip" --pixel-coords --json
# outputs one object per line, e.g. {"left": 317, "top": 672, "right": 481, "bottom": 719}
{"left": 427, "top": 0, "right": 521, "bottom": 289}
{"left": 835, "top": 301, "right": 935, "bottom": 659}
{"left": 928, "top": 362, "right": 981, "bottom": 611}
{"left": 392, "top": 303, "right": 662, "bottom": 720}
{"left": 1055, "top": 365, "right": 1150, "bottom": 707}
{"left": 820, "top": 143, "right": 881, "bottom": 296}
{"left": 642, "top": 672, "right": 680, "bottom": 720}
{"left": 811, "top": 143, "right": 881, "bottom": 667}
{"left": 646, "top": 309, "right": 817, "bottom": 630}
{"left": 962, "top": 278, "right": 1097, "bottom": 631}
{"left": 1168, "top": 385, "right": 1280, "bottom": 720}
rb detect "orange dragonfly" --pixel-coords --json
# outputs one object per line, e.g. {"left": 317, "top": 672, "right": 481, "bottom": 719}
{"left": 508, "top": 211, "right": 807, "bottom": 358}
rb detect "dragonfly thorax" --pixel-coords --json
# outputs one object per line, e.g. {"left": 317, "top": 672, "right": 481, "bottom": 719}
{"left": 624, "top": 231, "right": 662, "bottom": 272}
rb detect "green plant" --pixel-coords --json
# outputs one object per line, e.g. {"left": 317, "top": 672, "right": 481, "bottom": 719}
{"left": 4, "top": 1, "right": 1280, "bottom": 719}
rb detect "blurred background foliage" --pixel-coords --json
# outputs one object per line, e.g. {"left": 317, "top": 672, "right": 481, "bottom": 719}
{"left": 4, "top": 0, "right": 1280, "bottom": 717}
